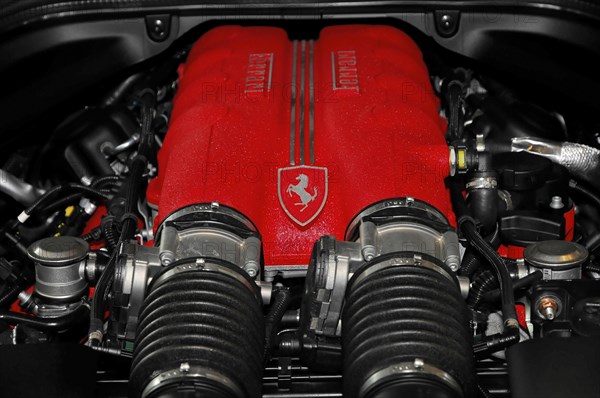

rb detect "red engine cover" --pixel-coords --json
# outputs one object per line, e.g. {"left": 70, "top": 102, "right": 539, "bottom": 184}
{"left": 147, "top": 25, "right": 452, "bottom": 267}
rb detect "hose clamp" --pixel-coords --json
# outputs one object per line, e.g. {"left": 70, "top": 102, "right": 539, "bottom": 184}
{"left": 359, "top": 359, "right": 463, "bottom": 398}
{"left": 156, "top": 202, "right": 257, "bottom": 242}
{"left": 151, "top": 258, "right": 259, "bottom": 300}
{"left": 466, "top": 176, "right": 497, "bottom": 190}
{"left": 141, "top": 364, "right": 244, "bottom": 398}
{"left": 350, "top": 253, "right": 455, "bottom": 288}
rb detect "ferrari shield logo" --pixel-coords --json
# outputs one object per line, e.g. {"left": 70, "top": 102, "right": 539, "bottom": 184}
{"left": 278, "top": 166, "right": 328, "bottom": 227}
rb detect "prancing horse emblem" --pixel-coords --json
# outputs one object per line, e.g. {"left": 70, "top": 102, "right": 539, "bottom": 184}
{"left": 287, "top": 174, "right": 317, "bottom": 212}
{"left": 278, "top": 166, "right": 328, "bottom": 227}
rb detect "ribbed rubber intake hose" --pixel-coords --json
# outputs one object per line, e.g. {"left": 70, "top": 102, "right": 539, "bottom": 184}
{"left": 343, "top": 252, "right": 475, "bottom": 398}
{"left": 130, "top": 258, "right": 264, "bottom": 398}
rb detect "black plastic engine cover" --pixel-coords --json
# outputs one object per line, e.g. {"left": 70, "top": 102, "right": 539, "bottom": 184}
{"left": 0, "top": 343, "right": 98, "bottom": 398}
{"left": 507, "top": 337, "right": 600, "bottom": 398}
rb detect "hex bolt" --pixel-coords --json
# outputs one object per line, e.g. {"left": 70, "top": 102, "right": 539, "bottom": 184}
{"left": 448, "top": 260, "right": 459, "bottom": 272}
{"left": 159, "top": 251, "right": 175, "bottom": 266}
{"left": 244, "top": 262, "right": 259, "bottom": 278}
{"left": 361, "top": 248, "right": 376, "bottom": 262}
{"left": 18, "top": 291, "right": 31, "bottom": 306}
{"left": 359, "top": 221, "right": 378, "bottom": 261}
{"left": 538, "top": 297, "right": 559, "bottom": 321}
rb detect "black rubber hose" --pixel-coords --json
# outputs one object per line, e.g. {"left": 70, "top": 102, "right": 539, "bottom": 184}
{"left": 473, "top": 327, "right": 519, "bottom": 358}
{"left": 468, "top": 270, "right": 498, "bottom": 309}
{"left": 460, "top": 227, "right": 501, "bottom": 277}
{"left": 281, "top": 309, "right": 300, "bottom": 328}
{"left": 460, "top": 251, "right": 484, "bottom": 278}
{"left": 88, "top": 250, "right": 117, "bottom": 341}
{"left": 41, "top": 187, "right": 112, "bottom": 215}
{"left": 445, "top": 80, "right": 465, "bottom": 141}
{"left": 264, "top": 288, "right": 292, "bottom": 366}
{"left": 482, "top": 271, "right": 543, "bottom": 303}
{"left": 101, "top": 216, "right": 120, "bottom": 252}
{"left": 0, "top": 303, "right": 89, "bottom": 332}
{"left": 81, "top": 226, "right": 103, "bottom": 242}
{"left": 462, "top": 222, "right": 517, "bottom": 322}
{"left": 22, "top": 184, "right": 108, "bottom": 218}
{"left": 467, "top": 176, "right": 498, "bottom": 236}
{"left": 569, "top": 179, "right": 600, "bottom": 209}
{"left": 41, "top": 193, "right": 83, "bottom": 214}
{"left": 449, "top": 178, "right": 518, "bottom": 326}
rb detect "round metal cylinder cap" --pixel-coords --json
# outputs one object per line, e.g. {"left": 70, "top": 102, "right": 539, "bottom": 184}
{"left": 27, "top": 236, "right": 89, "bottom": 266}
{"left": 524, "top": 240, "right": 588, "bottom": 270}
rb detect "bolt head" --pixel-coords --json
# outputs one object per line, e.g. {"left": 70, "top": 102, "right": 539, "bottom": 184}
{"left": 414, "top": 358, "right": 425, "bottom": 369}
{"left": 441, "top": 14, "right": 453, "bottom": 28}
{"left": 159, "top": 251, "right": 175, "bottom": 266}
{"left": 362, "top": 247, "right": 376, "bottom": 262}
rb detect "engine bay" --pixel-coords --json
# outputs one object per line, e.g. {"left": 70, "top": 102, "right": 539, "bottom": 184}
{"left": 1, "top": 13, "right": 600, "bottom": 398}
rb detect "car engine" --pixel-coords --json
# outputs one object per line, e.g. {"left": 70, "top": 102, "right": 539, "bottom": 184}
{"left": 1, "top": 14, "right": 600, "bottom": 398}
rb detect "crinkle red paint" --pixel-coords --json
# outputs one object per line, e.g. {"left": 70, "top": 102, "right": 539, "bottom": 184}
{"left": 147, "top": 25, "right": 451, "bottom": 267}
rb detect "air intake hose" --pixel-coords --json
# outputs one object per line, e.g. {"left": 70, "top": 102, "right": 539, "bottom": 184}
{"left": 130, "top": 258, "right": 264, "bottom": 398}
{"left": 343, "top": 252, "right": 475, "bottom": 398}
